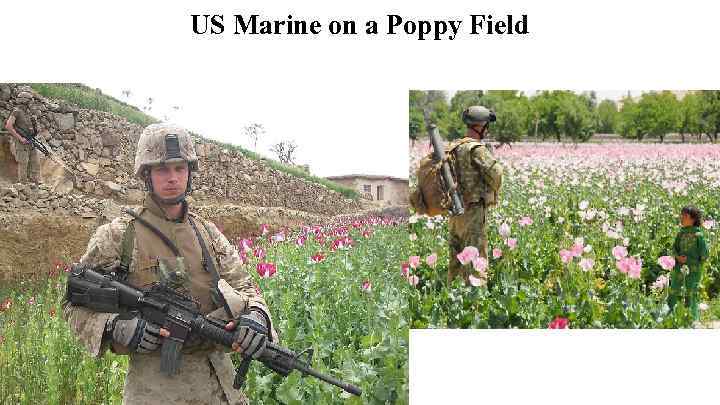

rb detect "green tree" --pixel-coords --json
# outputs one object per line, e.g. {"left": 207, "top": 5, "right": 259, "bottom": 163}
{"left": 556, "top": 92, "right": 596, "bottom": 142}
{"left": 491, "top": 97, "right": 530, "bottom": 144}
{"left": 699, "top": 90, "right": 720, "bottom": 143}
{"left": 678, "top": 92, "right": 702, "bottom": 143}
{"left": 528, "top": 91, "right": 595, "bottom": 142}
{"left": 634, "top": 91, "right": 680, "bottom": 143}
{"left": 409, "top": 90, "right": 450, "bottom": 139}
{"left": 618, "top": 96, "right": 640, "bottom": 139}
{"left": 597, "top": 99, "right": 618, "bottom": 134}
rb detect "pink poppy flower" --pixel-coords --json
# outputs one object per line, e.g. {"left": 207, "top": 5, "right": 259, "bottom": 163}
{"left": 492, "top": 248, "right": 503, "bottom": 259}
{"left": 401, "top": 262, "right": 410, "bottom": 277}
{"left": 426, "top": 253, "right": 438, "bottom": 268}
{"left": 272, "top": 232, "right": 285, "bottom": 243}
{"left": 310, "top": 252, "right": 326, "bottom": 263}
{"left": 295, "top": 236, "right": 306, "bottom": 247}
{"left": 657, "top": 256, "right": 675, "bottom": 271}
{"left": 499, "top": 223, "right": 511, "bottom": 238}
{"left": 559, "top": 249, "right": 573, "bottom": 264}
{"left": 548, "top": 316, "right": 569, "bottom": 329}
{"left": 472, "top": 257, "right": 489, "bottom": 275}
{"left": 651, "top": 274, "right": 669, "bottom": 290}
{"left": 238, "top": 238, "right": 253, "bottom": 252}
{"left": 570, "top": 243, "right": 584, "bottom": 257}
{"left": 627, "top": 258, "right": 642, "bottom": 279}
{"left": 579, "top": 258, "right": 594, "bottom": 272}
{"left": 361, "top": 280, "right": 372, "bottom": 293}
{"left": 703, "top": 219, "right": 715, "bottom": 230}
{"left": 616, "top": 257, "right": 631, "bottom": 274}
{"left": 612, "top": 246, "right": 628, "bottom": 261}
{"left": 260, "top": 224, "right": 269, "bottom": 235}
{"left": 407, "top": 274, "right": 419, "bottom": 287}
{"left": 518, "top": 216, "right": 533, "bottom": 227}
{"left": 505, "top": 238, "right": 518, "bottom": 250}
{"left": 362, "top": 229, "right": 372, "bottom": 238}
{"left": 254, "top": 247, "right": 266, "bottom": 259}
{"left": 469, "top": 274, "right": 486, "bottom": 287}
{"left": 409, "top": 256, "right": 421, "bottom": 269}
{"left": 256, "top": 262, "right": 277, "bottom": 278}
{"left": 456, "top": 246, "right": 480, "bottom": 265}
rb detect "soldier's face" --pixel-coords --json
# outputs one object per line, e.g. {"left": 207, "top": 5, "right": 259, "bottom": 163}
{"left": 149, "top": 161, "right": 189, "bottom": 200}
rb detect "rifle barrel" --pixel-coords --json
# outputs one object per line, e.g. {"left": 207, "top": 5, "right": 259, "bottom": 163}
{"left": 290, "top": 357, "right": 362, "bottom": 396}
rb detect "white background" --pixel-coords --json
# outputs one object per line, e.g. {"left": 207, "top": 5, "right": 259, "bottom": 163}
{"left": 4, "top": 1, "right": 720, "bottom": 404}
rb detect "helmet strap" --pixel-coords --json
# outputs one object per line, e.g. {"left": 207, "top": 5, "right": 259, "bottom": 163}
{"left": 470, "top": 123, "right": 487, "bottom": 139}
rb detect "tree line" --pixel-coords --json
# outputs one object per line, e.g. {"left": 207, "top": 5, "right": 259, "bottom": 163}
{"left": 409, "top": 90, "right": 720, "bottom": 143}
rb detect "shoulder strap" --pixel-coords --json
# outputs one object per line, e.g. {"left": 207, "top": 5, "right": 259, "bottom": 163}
{"left": 187, "top": 216, "right": 220, "bottom": 283}
{"left": 188, "top": 215, "right": 233, "bottom": 318}
{"left": 122, "top": 208, "right": 181, "bottom": 256}
{"left": 118, "top": 219, "right": 136, "bottom": 280}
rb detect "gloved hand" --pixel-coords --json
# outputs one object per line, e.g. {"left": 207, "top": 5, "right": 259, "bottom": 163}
{"left": 225, "top": 309, "right": 269, "bottom": 359}
{"left": 107, "top": 315, "right": 164, "bottom": 353}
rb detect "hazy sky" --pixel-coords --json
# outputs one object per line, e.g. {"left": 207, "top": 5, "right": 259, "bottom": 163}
{"left": 86, "top": 81, "right": 408, "bottom": 179}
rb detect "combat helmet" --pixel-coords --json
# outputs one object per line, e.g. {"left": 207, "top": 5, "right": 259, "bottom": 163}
{"left": 461, "top": 105, "right": 496, "bottom": 127}
{"left": 134, "top": 123, "right": 199, "bottom": 204}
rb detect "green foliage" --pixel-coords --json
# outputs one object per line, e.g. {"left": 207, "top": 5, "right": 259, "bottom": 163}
{"left": 619, "top": 91, "right": 682, "bottom": 142}
{"left": 490, "top": 97, "right": 531, "bottom": 143}
{"left": 699, "top": 90, "right": 720, "bottom": 143}
{"left": 406, "top": 150, "right": 720, "bottom": 328}
{"left": 30, "top": 83, "right": 158, "bottom": 126}
{"left": 678, "top": 92, "right": 703, "bottom": 142}
{"left": 635, "top": 91, "right": 681, "bottom": 142}
{"left": 0, "top": 220, "right": 411, "bottom": 404}
{"left": 529, "top": 91, "right": 596, "bottom": 142}
{"left": 597, "top": 100, "right": 618, "bottom": 133}
{"left": 411, "top": 90, "right": 720, "bottom": 144}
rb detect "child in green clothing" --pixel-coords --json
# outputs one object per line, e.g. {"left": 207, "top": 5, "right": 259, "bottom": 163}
{"left": 668, "top": 206, "right": 710, "bottom": 322}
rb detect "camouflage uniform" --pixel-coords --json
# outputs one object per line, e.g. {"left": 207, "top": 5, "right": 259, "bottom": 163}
{"left": 63, "top": 123, "right": 276, "bottom": 405}
{"left": 447, "top": 138, "right": 503, "bottom": 283}
{"left": 7, "top": 108, "right": 41, "bottom": 183}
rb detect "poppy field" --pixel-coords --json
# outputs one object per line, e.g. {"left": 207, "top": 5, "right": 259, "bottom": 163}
{"left": 0, "top": 215, "right": 411, "bottom": 404}
{"left": 408, "top": 142, "right": 720, "bottom": 329}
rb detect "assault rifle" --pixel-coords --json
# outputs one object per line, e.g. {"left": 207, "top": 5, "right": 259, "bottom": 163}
{"left": 15, "top": 127, "right": 52, "bottom": 157}
{"left": 422, "top": 110, "right": 464, "bottom": 216}
{"left": 66, "top": 264, "right": 362, "bottom": 397}
{"left": 1, "top": 127, "right": 78, "bottom": 177}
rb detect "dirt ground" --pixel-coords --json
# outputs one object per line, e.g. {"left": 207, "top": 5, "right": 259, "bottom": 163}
{"left": 0, "top": 202, "right": 398, "bottom": 282}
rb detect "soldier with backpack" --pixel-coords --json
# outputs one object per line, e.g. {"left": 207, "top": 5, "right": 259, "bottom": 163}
{"left": 446, "top": 106, "right": 504, "bottom": 284}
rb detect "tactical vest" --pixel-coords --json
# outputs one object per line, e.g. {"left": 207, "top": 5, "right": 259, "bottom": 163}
{"left": 449, "top": 139, "right": 501, "bottom": 208}
{"left": 118, "top": 203, "right": 222, "bottom": 314}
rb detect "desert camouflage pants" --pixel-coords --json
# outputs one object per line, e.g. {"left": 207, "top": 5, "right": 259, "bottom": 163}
{"left": 448, "top": 204, "right": 488, "bottom": 284}
{"left": 9, "top": 137, "right": 41, "bottom": 183}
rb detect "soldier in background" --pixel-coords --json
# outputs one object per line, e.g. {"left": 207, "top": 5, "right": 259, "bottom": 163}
{"left": 447, "top": 106, "right": 504, "bottom": 284}
{"left": 3, "top": 96, "right": 42, "bottom": 183}
{"left": 63, "top": 123, "right": 277, "bottom": 404}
